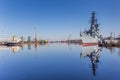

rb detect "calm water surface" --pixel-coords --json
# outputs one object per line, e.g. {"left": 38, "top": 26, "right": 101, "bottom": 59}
{"left": 0, "top": 43, "right": 120, "bottom": 80}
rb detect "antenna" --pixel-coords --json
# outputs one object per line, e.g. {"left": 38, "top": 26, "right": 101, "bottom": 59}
{"left": 91, "top": 11, "right": 96, "bottom": 25}
{"left": 68, "top": 34, "right": 71, "bottom": 41}
{"left": 80, "top": 26, "right": 82, "bottom": 37}
{"left": 34, "top": 26, "right": 37, "bottom": 41}
{"left": 114, "top": 32, "right": 115, "bottom": 38}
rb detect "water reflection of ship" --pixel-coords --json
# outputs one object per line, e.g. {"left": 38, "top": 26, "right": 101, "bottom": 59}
{"left": 80, "top": 45, "right": 101, "bottom": 76}
{"left": 0, "top": 46, "right": 21, "bottom": 53}
{"left": 12, "top": 46, "right": 21, "bottom": 53}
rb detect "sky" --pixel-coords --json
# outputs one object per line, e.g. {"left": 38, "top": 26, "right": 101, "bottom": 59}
{"left": 0, "top": 0, "right": 120, "bottom": 40}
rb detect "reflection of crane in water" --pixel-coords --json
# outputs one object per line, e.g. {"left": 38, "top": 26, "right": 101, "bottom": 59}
{"left": 28, "top": 44, "right": 31, "bottom": 50}
{"left": 80, "top": 45, "right": 101, "bottom": 76}
{"left": 68, "top": 34, "right": 72, "bottom": 51}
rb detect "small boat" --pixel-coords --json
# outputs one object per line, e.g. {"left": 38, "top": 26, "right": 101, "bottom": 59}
{"left": 4, "top": 36, "right": 22, "bottom": 46}
{"left": 5, "top": 41, "right": 22, "bottom": 46}
{"left": 80, "top": 11, "right": 101, "bottom": 46}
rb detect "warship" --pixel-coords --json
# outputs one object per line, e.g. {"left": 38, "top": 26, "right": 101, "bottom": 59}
{"left": 80, "top": 11, "right": 101, "bottom": 46}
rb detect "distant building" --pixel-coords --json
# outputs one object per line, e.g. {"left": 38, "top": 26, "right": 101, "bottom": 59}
{"left": 27, "top": 36, "right": 31, "bottom": 42}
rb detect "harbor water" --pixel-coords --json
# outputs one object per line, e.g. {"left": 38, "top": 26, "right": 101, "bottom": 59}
{"left": 0, "top": 43, "right": 120, "bottom": 80}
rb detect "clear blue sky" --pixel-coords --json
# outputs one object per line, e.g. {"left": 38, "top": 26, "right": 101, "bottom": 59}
{"left": 0, "top": 0, "right": 120, "bottom": 40}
